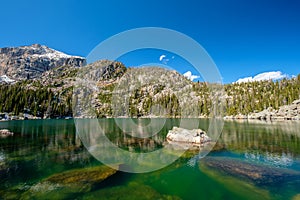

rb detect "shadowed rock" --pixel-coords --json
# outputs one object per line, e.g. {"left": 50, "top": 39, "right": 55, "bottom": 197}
{"left": 200, "top": 156, "right": 300, "bottom": 186}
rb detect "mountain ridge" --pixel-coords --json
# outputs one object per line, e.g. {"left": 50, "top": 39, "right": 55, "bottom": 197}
{"left": 0, "top": 44, "right": 299, "bottom": 120}
{"left": 0, "top": 44, "right": 86, "bottom": 80}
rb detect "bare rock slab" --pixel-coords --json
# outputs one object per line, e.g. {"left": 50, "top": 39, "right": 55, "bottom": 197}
{"left": 166, "top": 127, "right": 211, "bottom": 144}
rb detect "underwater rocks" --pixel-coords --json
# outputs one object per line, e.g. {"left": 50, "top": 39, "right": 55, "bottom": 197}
{"left": 82, "top": 182, "right": 181, "bottom": 200}
{"left": 44, "top": 165, "right": 116, "bottom": 186}
{"left": 166, "top": 127, "right": 211, "bottom": 145}
{"left": 22, "top": 165, "right": 117, "bottom": 199}
{"left": 293, "top": 194, "right": 300, "bottom": 200}
{"left": 200, "top": 156, "right": 300, "bottom": 186}
{"left": 19, "top": 166, "right": 181, "bottom": 200}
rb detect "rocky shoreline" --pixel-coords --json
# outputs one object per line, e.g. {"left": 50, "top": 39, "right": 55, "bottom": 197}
{"left": 1, "top": 99, "right": 300, "bottom": 122}
{"left": 224, "top": 99, "right": 300, "bottom": 121}
{"left": 0, "top": 113, "right": 73, "bottom": 121}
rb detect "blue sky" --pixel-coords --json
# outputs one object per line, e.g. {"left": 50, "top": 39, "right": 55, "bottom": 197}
{"left": 1, "top": 0, "right": 300, "bottom": 83}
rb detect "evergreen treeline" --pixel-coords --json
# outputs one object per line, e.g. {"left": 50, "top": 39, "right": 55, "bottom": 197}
{"left": 1, "top": 74, "right": 299, "bottom": 118}
{"left": 124, "top": 74, "right": 300, "bottom": 117}
{"left": 223, "top": 74, "right": 300, "bottom": 115}
{"left": 0, "top": 81, "right": 73, "bottom": 118}
{"left": 128, "top": 88, "right": 181, "bottom": 117}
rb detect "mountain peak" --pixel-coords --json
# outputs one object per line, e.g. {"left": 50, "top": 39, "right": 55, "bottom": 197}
{"left": 30, "top": 43, "right": 42, "bottom": 48}
{"left": 0, "top": 44, "right": 86, "bottom": 80}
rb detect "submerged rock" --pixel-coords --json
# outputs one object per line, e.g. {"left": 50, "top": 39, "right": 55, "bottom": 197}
{"left": 200, "top": 156, "right": 300, "bottom": 186}
{"left": 293, "top": 194, "right": 300, "bottom": 200}
{"left": 44, "top": 165, "right": 117, "bottom": 186}
{"left": 0, "top": 129, "right": 14, "bottom": 137}
{"left": 82, "top": 182, "right": 181, "bottom": 200}
{"left": 166, "top": 127, "right": 211, "bottom": 144}
{"left": 199, "top": 157, "right": 271, "bottom": 199}
{"left": 22, "top": 165, "right": 117, "bottom": 199}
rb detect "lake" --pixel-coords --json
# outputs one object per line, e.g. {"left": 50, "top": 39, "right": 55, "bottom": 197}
{"left": 0, "top": 119, "right": 300, "bottom": 199}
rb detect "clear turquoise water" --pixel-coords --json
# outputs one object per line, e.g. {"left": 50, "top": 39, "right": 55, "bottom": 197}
{"left": 0, "top": 119, "right": 300, "bottom": 199}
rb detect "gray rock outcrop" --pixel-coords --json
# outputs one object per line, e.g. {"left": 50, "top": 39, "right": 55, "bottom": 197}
{"left": 248, "top": 99, "right": 300, "bottom": 120}
{"left": 0, "top": 44, "right": 86, "bottom": 80}
{"left": 166, "top": 127, "right": 211, "bottom": 144}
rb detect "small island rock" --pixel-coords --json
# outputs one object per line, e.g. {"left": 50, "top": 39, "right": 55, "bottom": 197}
{"left": 166, "top": 127, "right": 211, "bottom": 144}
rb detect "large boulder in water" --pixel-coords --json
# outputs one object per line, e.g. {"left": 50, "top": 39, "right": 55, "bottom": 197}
{"left": 166, "top": 127, "right": 211, "bottom": 144}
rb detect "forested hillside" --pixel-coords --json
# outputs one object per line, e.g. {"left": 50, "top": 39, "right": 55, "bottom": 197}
{"left": 0, "top": 61, "right": 299, "bottom": 119}
{"left": 0, "top": 81, "right": 73, "bottom": 118}
{"left": 223, "top": 75, "right": 300, "bottom": 116}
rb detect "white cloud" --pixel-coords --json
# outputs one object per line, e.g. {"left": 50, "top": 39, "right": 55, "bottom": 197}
{"left": 159, "top": 54, "right": 174, "bottom": 64}
{"left": 183, "top": 71, "right": 200, "bottom": 81}
{"left": 253, "top": 71, "right": 287, "bottom": 81}
{"left": 235, "top": 71, "right": 287, "bottom": 83}
{"left": 159, "top": 55, "right": 166, "bottom": 61}
{"left": 235, "top": 76, "right": 254, "bottom": 83}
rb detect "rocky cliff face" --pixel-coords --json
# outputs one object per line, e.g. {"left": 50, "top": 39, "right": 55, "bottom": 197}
{"left": 0, "top": 44, "right": 86, "bottom": 80}
{"left": 248, "top": 99, "right": 300, "bottom": 120}
{"left": 72, "top": 64, "right": 203, "bottom": 118}
{"left": 225, "top": 99, "right": 300, "bottom": 120}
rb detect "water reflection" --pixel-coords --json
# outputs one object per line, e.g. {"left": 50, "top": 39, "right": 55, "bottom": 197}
{"left": 244, "top": 151, "right": 293, "bottom": 167}
{"left": 0, "top": 120, "right": 94, "bottom": 188}
{"left": 102, "top": 119, "right": 170, "bottom": 152}
{"left": 75, "top": 118, "right": 193, "bottom": 173}
{"left": 224, "top": 119, "right": 300, "bottom": 135}
{"left": 217, "top": 120, "right": 300, "bottom": 167}
{"left": 0, "top": 119, "right": 300, "bottom": 199}
{"left": 76, "top": 118, "right": 213, "bottom": 153}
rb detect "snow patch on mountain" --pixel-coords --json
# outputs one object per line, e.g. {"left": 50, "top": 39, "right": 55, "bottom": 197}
{"left": 30, "top": 45, "right": 84, "bottom": 60}
{"left": 0, "top": 75, "right": 15, "bottom": 83}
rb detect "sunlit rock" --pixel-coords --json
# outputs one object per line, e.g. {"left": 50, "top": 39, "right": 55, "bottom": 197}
{"left": 166, "top": 127, "right": 211, "bottom": 144}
